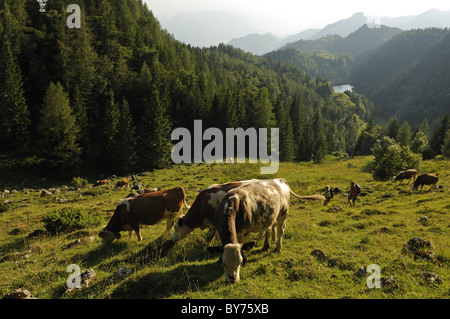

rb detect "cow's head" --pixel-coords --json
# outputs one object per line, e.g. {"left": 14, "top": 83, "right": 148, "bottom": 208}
{"left": 207, "top": 241, "right": 255, "bottom": 283}
{"left": 171, "top": 215, "right": 193, "bottom": 243}
{"left": 98, "top": 226, "right": 121, "bottom": 247}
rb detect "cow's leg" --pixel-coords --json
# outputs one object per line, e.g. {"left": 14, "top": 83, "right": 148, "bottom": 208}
{"left": 132, "top": 224, "right": 142, "bottom": 241}
{"left": 275, "top": 213, "right": 287, "bottom": 253}
{"left": 262, "top": 230, "right": 270, "bottom": 251}
{"left": 165, "top": 216, "right": 175, "bottom": 233}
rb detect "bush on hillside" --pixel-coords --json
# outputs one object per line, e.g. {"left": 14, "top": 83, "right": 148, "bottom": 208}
{"left": 42, "top": 207, "right": 103, "bottom": 235}
{"left": 370, "top": 137, "right": 422, "bottom": 180}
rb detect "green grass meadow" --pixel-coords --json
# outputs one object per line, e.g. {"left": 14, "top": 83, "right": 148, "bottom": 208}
{"left": 1, "top": 156, "right": 449, "bottom": 299}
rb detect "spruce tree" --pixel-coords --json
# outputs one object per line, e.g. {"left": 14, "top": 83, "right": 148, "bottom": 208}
{"left": 38, "top": 82, "right": 80, "bottom": 173}
{"left": 430, "top": 113, "right": 449, "bottom": 155}
{"left": 311, "top": 108, "right": 327, "bottom": 164}
{"left": 396, "top": 121, "right": 412, "bottom": 147}
{"left": 0, "top": 4, "right": 30, "bottom": 151}
{"left": 138, "top": 89, "right": 172, "bottom": 170}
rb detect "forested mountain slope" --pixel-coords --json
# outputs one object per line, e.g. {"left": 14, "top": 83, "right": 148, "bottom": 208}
{"left": 349, "top": 28, "right": 450, "bottom": 125}
{"left": 0, "top": 0, "right": 370, "bottom": 178}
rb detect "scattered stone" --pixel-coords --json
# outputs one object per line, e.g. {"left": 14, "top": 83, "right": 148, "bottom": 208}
{"left": 311, "top": 249, "right": 328, "bottom": 262}
{"left": 65, "top": 239, "right": 83, "bottom": 249}
{"left": 382, "top": 193, "right": 394, "bottom": 198}
{"left": 381, "top": 276, "right": 397, "bottom": 291}
{"left": 418, "top": 272, "right": 442, "bottom": 284}
{"left": 413, "top": 250, "right": 436, "bottom": 261}
{"left": 403, "top": 237, "right": 436, "bottom": 261}
{"left": 354, "top": 266, "right": 367, "bottom": 278}
{"left": 406, "top": 237, "right": 432, "bottom": 251}
{"left": 66, "top": 269, "right": 96, "bottom": 293}
{"left": 328, "top": 206, "right": 343, "bottom": 213}
{"left": 40, "top": 190, "right": 52, "bottom": 197}
{"left": 115, "top": 267, "right": 133, "bottom": 278}
{"left": 3, "top": 289, "right": 36, "bottom": 299}
{"left": 419, "top": 216, "right": 429, "bottom": 226}
{"left": 18, "top": 204, "right": 31, "bottom": 208}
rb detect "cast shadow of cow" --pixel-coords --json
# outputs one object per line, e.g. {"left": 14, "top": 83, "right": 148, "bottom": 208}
{"left": 109, "top": 261, "right": 223, "bottom": 298}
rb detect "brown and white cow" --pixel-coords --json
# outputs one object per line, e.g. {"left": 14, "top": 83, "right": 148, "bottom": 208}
{"left": 392, "top": 169, "right": 418, "bottom": 185}
{"left": 144, "top": 187, "right": 161, "bottom": 193}
{"left": 208, "top": 178, "right": 304, "bottom": 283}
{"left": 115, "top": 179, "right": 131, "bottom": 189}
{"left": 411, "top": 174, "right": 439, "bottom": 191}
{"left": 98, "top": 187, "right": 189, "bottom": 246}
{"left": 94, "top": 179, "right": 109, "bottom": 187}
{"left": 171, "top": 180, "right": 259, "bottom": 243}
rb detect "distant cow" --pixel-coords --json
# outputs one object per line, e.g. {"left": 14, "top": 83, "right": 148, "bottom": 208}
{"left": 171, "top": 180, "right": 259, "bottom": 243}
{"left": 207, "top": 178, "right": 307, "bottom": 283}
{"left": 115, "top": 179, "right": 130, "bottom": 189}
{"left": 144, "top": 188, "right": 161, "bottom": 193}
{"left": 411, "top": 174, "right": 439, "bottom": 191}
{"left": 94, "top": 180, "right": 108, "bottom": 187}
{"left": 392, "top": 169, "right": 418, "bottom": 185}
{"left": 98, "top": 187, "right": 189, "bottom": 246}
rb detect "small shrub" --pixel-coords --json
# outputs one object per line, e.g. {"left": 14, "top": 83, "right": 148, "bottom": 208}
{"left": 82, "top": 188, "right": 107, "bottom": 197}
{"left": 71, "top": 177, "right": 89, "bottom": 188}
{"left": 42, "top": 207, "right": 103, "bottom": 235}
{"left": 370, "top": 137, "right": 421, "bottom": 180}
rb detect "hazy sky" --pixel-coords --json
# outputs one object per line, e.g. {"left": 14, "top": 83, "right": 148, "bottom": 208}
{"left": 144, "top": 0, "right": 450, "bottom": 34}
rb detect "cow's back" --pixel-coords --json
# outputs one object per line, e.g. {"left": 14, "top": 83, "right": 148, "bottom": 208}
{"left": 215, "top": 179, "right": 289, "bottom": 240}
{"left": 128, "top": 187, "right": 185, "bottom": 225}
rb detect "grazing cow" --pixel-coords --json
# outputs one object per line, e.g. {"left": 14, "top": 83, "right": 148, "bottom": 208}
{"left": 94, "top": 180, "right": 108, "bottom": 187}
{"left": 144, "top": 187, "right": 161, "bottom": 193}
{"left": 115, "top": 179, "right": 130, "bottom": 189}
{"left": 411, "top": 174, "right": 439, "bottom": 191}
{"left": 392, "top": 169, "right": 418, "bottom": 185}
{"left": 207, "top": 178, "right": 307, "bottom": 283}
{"left": 98, "top": 187, "right": 189, "bottom": 246}
{"left": 171, "top": 180, "right": 259, "bottom": 243}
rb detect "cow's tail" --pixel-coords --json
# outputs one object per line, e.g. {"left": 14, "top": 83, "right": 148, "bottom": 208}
{"left": 290, "top": 189, "right": 325, "bottom": 202}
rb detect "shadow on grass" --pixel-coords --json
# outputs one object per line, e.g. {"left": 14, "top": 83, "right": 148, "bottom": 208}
{"left": 109, "top": 260, "right": 223, "bottom": 299}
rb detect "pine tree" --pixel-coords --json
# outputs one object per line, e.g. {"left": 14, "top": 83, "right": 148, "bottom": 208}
{"left": 138, "top": 89, "right": 172, "bottom": 170}
{"left": 113, "top": 98, "right": 137, "bottom": 174}
{"left": 385, "top": 117, "right": 400, "bottom": 139}
{"left": 430, "top": 113, "right": 449, "bottom": 155}
{"left": 442, "top": 130, "right": 450, "bottom": 159}
{"left": 396, "top": 121, "right": 412, "bottom": 147}
{"left": 0, "top": 4, "right": 30, "bottom": 151}
{"left": 274, "top": 96, "right": 294, "bottom": 161}
{"left": 38, "top": 82, "right": 80, "bottom": 173}
{"left": 311, "top": 108, "right": 327, "bottom": 163}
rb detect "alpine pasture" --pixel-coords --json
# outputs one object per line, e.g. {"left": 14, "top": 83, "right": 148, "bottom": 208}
{"left": 0, "top": 156, "right": 449, "bottom": 299}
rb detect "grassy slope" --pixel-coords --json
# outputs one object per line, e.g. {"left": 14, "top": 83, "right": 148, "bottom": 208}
{"left": 0, "top": 156, "right": 449, "bottom": 299}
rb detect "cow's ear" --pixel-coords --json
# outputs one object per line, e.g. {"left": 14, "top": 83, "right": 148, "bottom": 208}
{"left": 207, "top": 246, "right": 224, "bottom": 255}
{"left": 178, "top": 216, "right": 185, "bottom": 226}
{"left": 98, "top": 231, "right": 104, "bottom": 238}
{"left": 115, "top": 233, "right": 122, "bottom": 239}
{"left": 241, "top": 241, "right": 256, "bottom": 253}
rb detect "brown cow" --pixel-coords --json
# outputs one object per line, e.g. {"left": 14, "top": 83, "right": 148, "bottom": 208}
{"left": 115, "top": 179, "right": 130, "bottom": 189}
{"left": 94, "top": 180, "right": 109, "bottom": 187}
{"left": 411, "top": 174, "right": 439, "bottom": 191}
{"left": 171, "top": 180, "right": 259, "bottom": 243}
{"left": 392, "top": 169, "right": 418, "bottom": 185}
{"left": 98, "top": 187, "right": 189, "bottom": 246}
